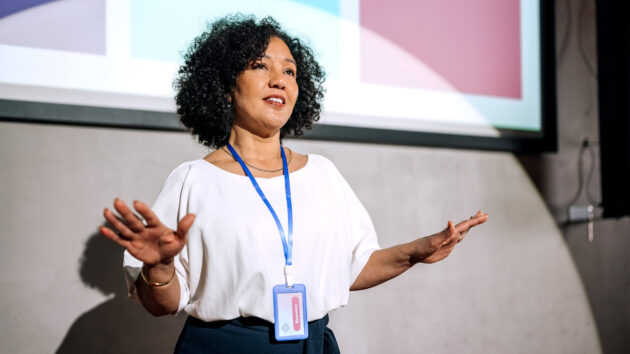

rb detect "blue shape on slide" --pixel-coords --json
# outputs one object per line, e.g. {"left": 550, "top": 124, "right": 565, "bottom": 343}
{"left": 288, "top": 0, "right": 339, "bottom": 16}
{"left": 131, "top": 0, "right": 341, "bottom": 79}
{"left": 0, "top": 0, "right": 54, "bottom": 19}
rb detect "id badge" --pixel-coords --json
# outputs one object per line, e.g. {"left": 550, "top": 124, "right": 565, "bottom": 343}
{"left": 272, "top": 284, "right": 308, "bottom": 341}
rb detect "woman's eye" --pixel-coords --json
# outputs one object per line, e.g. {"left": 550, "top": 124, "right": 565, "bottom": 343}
{"left": 285, "top": 69, "right": 296, "bottom": 77}
{"left": 252, "top": 62, "right": 266, "bottom": 70}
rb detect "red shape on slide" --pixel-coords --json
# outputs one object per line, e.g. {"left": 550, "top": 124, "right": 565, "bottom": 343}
{"left": 360, "top": 0, "right": 522, "bottom": 99}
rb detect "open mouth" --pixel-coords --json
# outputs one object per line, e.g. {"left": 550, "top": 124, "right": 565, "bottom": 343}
{"left": 264, "top": 96, "right": 285, "bottom": 107}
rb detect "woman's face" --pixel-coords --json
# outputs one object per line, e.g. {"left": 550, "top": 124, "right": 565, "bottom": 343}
{"left": 232, "top": 36, "right": 299, "bottom": 136}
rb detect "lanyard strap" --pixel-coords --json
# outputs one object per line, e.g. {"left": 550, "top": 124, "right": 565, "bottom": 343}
{"left": 226, "top": 143, "right": 294, "bottom": 268}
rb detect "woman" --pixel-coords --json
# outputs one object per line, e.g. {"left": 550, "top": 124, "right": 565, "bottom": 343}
{"left": 100, "top": 15, "right": 487, "bottom": 353}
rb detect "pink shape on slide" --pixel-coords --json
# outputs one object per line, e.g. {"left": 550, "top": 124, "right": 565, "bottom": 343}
{"left": 360, "top": 27, "right": 456, "bottom": 93}
{"left": 360, "top": 0, "right": 521, "bottom": 99}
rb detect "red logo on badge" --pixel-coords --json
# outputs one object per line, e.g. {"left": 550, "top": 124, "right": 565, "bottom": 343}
{"left": 292, "top": 296, "right": 301, "bottom": 331}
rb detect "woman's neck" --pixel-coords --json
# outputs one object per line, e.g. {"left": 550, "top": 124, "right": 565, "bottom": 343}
{"left": 227, "top": 125, "right": 282, "bottom": 162}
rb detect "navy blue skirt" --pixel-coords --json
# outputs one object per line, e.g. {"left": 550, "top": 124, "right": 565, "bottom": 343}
{"left": 174, "top": 315, "right": 340, "bottom": 354}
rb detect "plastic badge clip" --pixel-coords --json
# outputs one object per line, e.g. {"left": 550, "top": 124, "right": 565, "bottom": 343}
{"left": 284, "top": 265, "right": 294, "bottom": 287}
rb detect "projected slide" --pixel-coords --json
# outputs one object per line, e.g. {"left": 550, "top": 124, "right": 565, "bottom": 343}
{"left": 0, "top": 0, "right": 542, "bottom": 139}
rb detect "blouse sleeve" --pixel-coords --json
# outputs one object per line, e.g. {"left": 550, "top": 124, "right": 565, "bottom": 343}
{"left": 122, "top": 162, "right": 193, "bottom": 314}
{"left": 319, "top": 156, "right": 381, "bottom": 286}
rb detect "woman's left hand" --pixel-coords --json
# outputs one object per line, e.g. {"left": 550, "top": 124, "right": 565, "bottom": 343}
{"left": 351, "top": 211, "right": 488, "bottom": 290}
{"left": 411, "top": 210, "right": 488, "bottom": 264}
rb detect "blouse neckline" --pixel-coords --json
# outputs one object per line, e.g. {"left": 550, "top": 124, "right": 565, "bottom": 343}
{"left": 197, "top": 154, "right": 312, "bottom": 181}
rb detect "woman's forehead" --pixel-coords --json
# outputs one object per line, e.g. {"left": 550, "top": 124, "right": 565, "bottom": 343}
{"left": 262, "top": 37, "right": 295, "bottom": 63}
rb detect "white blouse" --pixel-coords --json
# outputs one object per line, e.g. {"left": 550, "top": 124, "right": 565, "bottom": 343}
{"left": 123, "top": 154, "right": 380, "bottom": 323}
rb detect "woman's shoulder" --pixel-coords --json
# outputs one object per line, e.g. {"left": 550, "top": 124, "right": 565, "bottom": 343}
{"left": 301, "top": 154, "right": 352, "bottom": 189}
{"left": 160, "top": 159, "right": 215, "bottom": 187}
{"left": 304, "top": 153, "right": 332, "bottom": 167}
{"left": 167, "top": 159, "right": 206, "bottom": 177}
{"left": 305, "top": 154, "right": 340, "bottom": 174}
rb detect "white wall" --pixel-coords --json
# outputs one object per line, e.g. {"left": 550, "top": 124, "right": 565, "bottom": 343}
{"left": 0, "top": 122, "right": 599, "bottom": 353}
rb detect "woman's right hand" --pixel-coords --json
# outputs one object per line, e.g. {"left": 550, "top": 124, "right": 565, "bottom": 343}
{"left": 100, "top": 198, "right": 196, "bottom": 266}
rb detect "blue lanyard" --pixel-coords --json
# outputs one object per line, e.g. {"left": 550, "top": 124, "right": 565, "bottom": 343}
{"left": 226, "top": 143, "right": 293, "bottom": 266}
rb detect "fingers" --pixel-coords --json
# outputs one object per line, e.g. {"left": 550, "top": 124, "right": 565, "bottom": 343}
{"left": 439, "top": 221, "right": 458, "bottom": 246}
{"left": 466, "top": 212, "right": 488, "bottom": 229}
{"left": 469, "top": 210, "right": 488, "bottom": 225}
{"left": 453, "top": 211, "right": 488, "bottom": 243}
{"left": 99, "top": 225, "right": 131, "bottom": 249}
{"left": 428, "top": 211, "right": 488, "bottom": 252}
{"left": 455, "top": 211, "right": 488, "bottom": 231}
{"left": 103, "top": 207, "right": 136, "bottom": 240}
{"left": 176, "top": 214, "right": 196, "bottom": 240}
{"left": 133, "top": 200, "right": 161, "bottom": 227}
{"left": 113, "top": 198, "right": 145, "bottom": 232}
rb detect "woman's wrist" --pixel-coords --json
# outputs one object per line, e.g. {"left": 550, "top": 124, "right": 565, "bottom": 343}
{"left": 142, "top": 261, "right": 175, "bottom": 286}
{"left": 408, "top": 237, "right": 431, "bottom": 266}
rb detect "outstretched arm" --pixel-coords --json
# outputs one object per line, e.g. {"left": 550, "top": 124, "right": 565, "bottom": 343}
{"left": 350, "top": 211, "right": 488, "bottom": 291}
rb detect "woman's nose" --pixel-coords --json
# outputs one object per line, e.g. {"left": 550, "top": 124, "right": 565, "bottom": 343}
{"left": 268, "top": 69, "right": 286, "bottom": 89}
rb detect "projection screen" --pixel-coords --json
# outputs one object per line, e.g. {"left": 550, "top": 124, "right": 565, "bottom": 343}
{"left": 0, "top": 0, "right": 556, "bottom": 152}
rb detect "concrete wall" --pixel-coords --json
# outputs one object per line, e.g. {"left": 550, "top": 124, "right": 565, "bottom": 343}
{"left": 518, "top": 1, "right": 630, "bottom": 353}
{"left": 1, "top": 0, "right": 625, "bottom": 353}
{"left": 0, "top": 122, "right": 600, "bottom": 353}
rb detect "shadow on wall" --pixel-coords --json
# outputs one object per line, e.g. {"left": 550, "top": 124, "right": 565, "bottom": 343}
{"left": 56, "top": 232, "right": 186, "bottom": 354}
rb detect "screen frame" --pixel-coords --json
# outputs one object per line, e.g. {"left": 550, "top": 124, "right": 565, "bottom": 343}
{"left": 0, "top": 0, "right": 556, "bottom": 153}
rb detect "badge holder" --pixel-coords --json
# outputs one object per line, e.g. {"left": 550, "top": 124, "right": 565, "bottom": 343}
{"left": 273, "top": 283, "right": 308, "bottom": 341}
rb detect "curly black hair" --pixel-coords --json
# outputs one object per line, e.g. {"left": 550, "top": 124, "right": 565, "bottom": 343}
{"left": 173, "top": 14, "right": 326, "bottom": 149}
